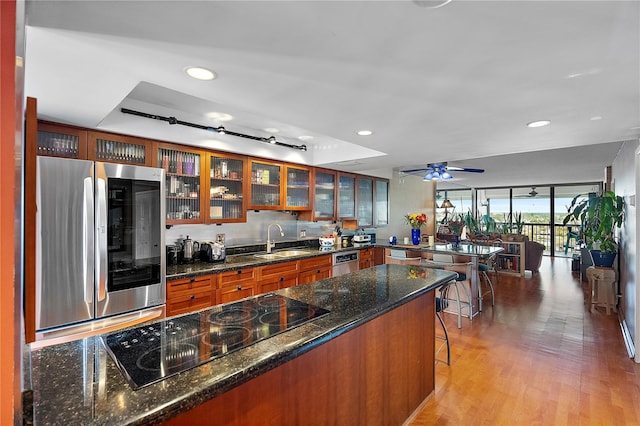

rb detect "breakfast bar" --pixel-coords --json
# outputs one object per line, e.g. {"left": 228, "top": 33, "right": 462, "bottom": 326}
{"left": 27, "top": 264, "right": 455, "bottom": 425}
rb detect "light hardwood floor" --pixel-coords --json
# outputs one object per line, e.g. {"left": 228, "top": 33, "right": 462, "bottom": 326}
{"left": 410, "top": 257, "right": 640, "bottom": 425}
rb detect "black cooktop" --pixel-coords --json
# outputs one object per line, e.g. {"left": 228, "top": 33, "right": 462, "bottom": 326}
{"left": 102, "top": 294, "right": 329, "bottom": 389}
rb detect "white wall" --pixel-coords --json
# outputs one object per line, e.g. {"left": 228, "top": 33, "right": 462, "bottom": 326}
{"left": 376, "top": 171, "right": 436, "bottom": 243}
{"left": 611, "top": 139, "right": 639, "bottom": 361}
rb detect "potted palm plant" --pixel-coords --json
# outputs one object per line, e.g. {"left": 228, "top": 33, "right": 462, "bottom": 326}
{"left": 563, "top": 191, "right": 625, "bottom": 268}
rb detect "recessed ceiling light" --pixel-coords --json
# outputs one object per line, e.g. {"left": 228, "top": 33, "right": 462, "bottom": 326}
{"left": 298, "top": 135, "right": 314, "bottom": 141}
{"left": 526, "top": 120, "right": 551, "bottom": 128}
{"left": 263, "top": 127, "right": 279, "bottom": 133}
{"left": 357, "top": 130, "right": 373, "bottom": 136}
{"left": 185, "top": 66, "right": 216, "bottom": 81}
{"left": 590, "top": 116, "right": 602, "bottom": 121}
{"left": 206, "top": 112, "right": 233, "bottom": 122}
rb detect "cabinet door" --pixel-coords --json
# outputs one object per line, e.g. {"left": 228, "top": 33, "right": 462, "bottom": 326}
{"left": 374, "top": 179, "right": 389, "bottom": 227}
{"left": 157, "top": 145, "right": 205, "bottom": 225}
{"left": 357, "top": 176, "right": 373, "bottom": 227}
{"left": 338, "top": 173, "right": 356, "bottom": 219}
{"left": 36, "top": 121, "right": 88, "bottom": 159}
{"left": 285, "top": 165, "right": 310, "bottom": 210}
{"left": 249, "top": 159, "right": 283, "bottom": 209}
{"left": 314, "top": 169, "right": 336, "bottom": 220}
{"left": 88, "top": 131, "right": 151, "bottom": 166}
{"left": 208, "top": 153, "right": 246, "bottom": 223}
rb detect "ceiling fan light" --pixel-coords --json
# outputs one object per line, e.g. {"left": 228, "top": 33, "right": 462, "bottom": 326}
{"left": 441, "top": 172, "right": 452, "bottom": 180}
{"left": 424, "top": 172, "right": 434, "bottom": 181}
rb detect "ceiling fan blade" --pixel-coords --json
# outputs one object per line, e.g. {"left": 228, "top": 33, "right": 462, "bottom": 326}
{"left": 446, "top": 166, "right": 484, "bottom": 173}
{"left": 400, "top": 168, "right": 431, "bottom": 173}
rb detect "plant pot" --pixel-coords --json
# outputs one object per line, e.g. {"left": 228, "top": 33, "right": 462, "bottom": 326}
{"left": 589, "top": 249, "right": 616, "bottom": 268}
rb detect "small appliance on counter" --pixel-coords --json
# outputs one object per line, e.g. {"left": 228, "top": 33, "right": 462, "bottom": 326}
{"left": 199, "top": 238, "right": 226, "bottom": 263}
{"left": 352, "top": 228, "right": 372, "bottom": 247}
{"left": 166, "top": 245, "right": 182, "bottom": 266}
{"left": 181, "top": 235, "right": 199, "bottom": 263}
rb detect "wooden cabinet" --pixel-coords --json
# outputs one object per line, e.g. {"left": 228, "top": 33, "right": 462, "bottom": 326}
{"left": 374, "top": 178, "right": 389, "bottom": 227}
{"left": 338, "top": 172, "right": 357, "bottom": 219}
{"left": 217, "top": 267, "right": 256, "bottom": 304}
{"left": 357, "top": 176, "right": 374, "bottom": 227}
{"left": 299, "top": 255, "right": 332, "bottom": 285}
{"left": 249, "top": 159, "right": 283, "bottom": 209}
{"left": 284, "top": 164, "right": 311, "bottom": 210}
{"left": 36, "top": 121, "right": 88, "bottom": 159}
{"left": 156, "top": 144, "right": 205, "bottom": 225}
{"left": 497, "top": 241, "right": 525, "bottom": 277}
{"left": 88, "top": 130, "right": 152, "bottom": 166}
{"left": 166, "top": 275, "right": 215, "bottom": 317}
{"left": 207, "top": 152, "right": 246, "bottom": 223}
{"left": 373, "top": 247, "right": 385, "bottom": 266}
{"left": 359, "top": 247, "right": 374, "bottom": 270}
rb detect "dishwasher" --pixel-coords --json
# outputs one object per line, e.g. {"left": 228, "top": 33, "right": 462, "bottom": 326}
{"left": 332, "top": 251, "right": 359, "bottom": 276}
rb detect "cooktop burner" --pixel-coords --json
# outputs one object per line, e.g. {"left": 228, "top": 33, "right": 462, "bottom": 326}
{"left": 102, "top": 294, "right": 329, "bottom": 389}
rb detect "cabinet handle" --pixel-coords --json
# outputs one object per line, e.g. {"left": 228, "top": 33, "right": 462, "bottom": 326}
{"left": 190, "top": 295, "right": 195, "bottom": 300}
{"left": 279, "top": 277, "right": 284, "bottom": 282}
{"left": 190, "top": 277, "right": 195, "bottom": 283}
{"left": 237, "top": 286, "right": 242, "bottom": 291}
{"left": 317, "top": 269, "right": 320, "bottom": 273}
{"left": 237, "top": 270, "right": 242, "bottom": 274}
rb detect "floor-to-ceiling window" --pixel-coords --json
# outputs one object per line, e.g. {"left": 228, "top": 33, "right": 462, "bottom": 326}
{"left": 472, "top": 183, "right": 602, "bottom": 257}
{"left": 435, "top": 189, "right": 473, "bottom": 224}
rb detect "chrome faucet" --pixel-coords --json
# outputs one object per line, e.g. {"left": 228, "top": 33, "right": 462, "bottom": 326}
{"left": 267, "top": 223, "right": 284, "bottom": 253}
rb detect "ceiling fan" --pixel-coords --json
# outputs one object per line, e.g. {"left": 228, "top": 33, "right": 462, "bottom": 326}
{"left": 400, "top": 163, "right": 485, "bottom": 181}
{"left": 514, "top": 187, "right": 539, "bottom": 198}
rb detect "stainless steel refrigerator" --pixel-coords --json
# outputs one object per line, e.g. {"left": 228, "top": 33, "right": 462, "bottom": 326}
{"left": 35, "top": 156, "right": 165, "bottom": 340}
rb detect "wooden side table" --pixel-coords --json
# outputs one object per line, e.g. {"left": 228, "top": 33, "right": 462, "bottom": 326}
{"left": 586, "top": 266, "right": 617, "bottom": 314}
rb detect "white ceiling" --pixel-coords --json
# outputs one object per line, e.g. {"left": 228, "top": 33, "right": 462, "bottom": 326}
{"left": 24, "top": 0, "right": 640, "bottom": 189}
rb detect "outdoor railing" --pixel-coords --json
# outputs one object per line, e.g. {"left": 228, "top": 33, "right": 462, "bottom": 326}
{"left": 493, "top": 222, "right": 580, "bottom": 256}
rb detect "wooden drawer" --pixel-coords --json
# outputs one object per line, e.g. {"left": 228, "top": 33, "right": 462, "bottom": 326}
{"left": 258, "top": 260, "right": 299, "bottom": 279}
{"left": 298, "top": 265, "right": 331, "bottom": 285}
{"left": 359, "top": 248, "right": 373, "bottom": 260}
{"left": 257, "top": 272, "right": 298, "bottom": 293}
{"left": 167, "top": 275, "right": 213, "bottom": 298}
{"left": 359, "top": 258, "right": 373, "bottom": 270}
{"left": 166, "top": 290, "right": 214, "bottom": 317}
{"left": 299, "top": 254, "right": 331, "bottom": 271}
{"left": 218, "top": 268, "right": 256, "bottom": 288}
{"left": 217, "top": 283, "right": 256, "bottom": 304}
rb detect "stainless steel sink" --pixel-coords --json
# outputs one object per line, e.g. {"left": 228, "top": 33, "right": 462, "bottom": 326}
{"left": 273, "top": 249, "right": 310, "bottom": 257}
{"left": 254, "top": 249, "right": 311, "bottom": 259}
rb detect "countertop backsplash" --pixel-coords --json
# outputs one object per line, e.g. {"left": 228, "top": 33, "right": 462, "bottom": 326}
{"left": 165, "top": 210, "right": 341, "bottom": 248}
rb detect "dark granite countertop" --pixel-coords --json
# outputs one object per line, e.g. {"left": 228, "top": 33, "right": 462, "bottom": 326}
{"left": 166, "top": 244, "right": 367, "bottom": 279}
{"left": 27, "top": 264, "right": 455, "bottom": 426}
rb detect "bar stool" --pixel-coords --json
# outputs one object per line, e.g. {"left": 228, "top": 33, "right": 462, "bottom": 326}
{"left": 586, "top": 266, "right": 617, "bottom": 314}
{"left": 564, "top": 226, "right": 580, "bottom": 254}
{"left": 435, "top": 297, "right": 450, "bottom": 365}
{"left": 478, "top": 257, "right": 496, "bottom": 311}
{"left": 422, "top": 254, "right": 472, "bottom": 329}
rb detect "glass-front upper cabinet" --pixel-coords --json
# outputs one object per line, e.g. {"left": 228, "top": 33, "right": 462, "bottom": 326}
{"left": 157, "top": 145, "right": 204, "bottom": 224}
{"left": 208, "top": 153, "right": 246, "bottom": 223}
{"left": 88, "top": 131, "right": 152, "bottom": 166}
{"left": 249, "top": 159, "right": 282, "bottom": 209}
{"left": 284, "top": 165, "right": 310, "bottom": 210}
{"left": 338, "top": 173, "right": 356, "bottom": 219}
{"left": 36, "top": 121, "right": 88, "bottom": 159}
{"left": 313, "top": 169, "right": 336, "bottom": 220}
{"left": 375, "top": 179, "right": 389, "bottom": 226}
{"left": 357, "top": 176, "right": 373, "bottom": 227}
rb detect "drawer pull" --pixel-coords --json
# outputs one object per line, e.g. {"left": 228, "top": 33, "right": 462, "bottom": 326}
{"left": 237, "top": 286, "right": 242, "bottom": 291}
{"left": 190, "top": 295, "right": 195, "bottom": 300}
{"left": 279, "top": 277, "right": 284, "bottom": 282}
{"left": 237, "top": 270, "right": 242, "bottom": 274}
{"left": 190, "top": 277, "right": 195, "bottom": 283}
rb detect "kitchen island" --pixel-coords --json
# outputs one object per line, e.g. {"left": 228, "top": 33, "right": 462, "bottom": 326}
{"left": 26, "top": 264, "right": 455, "bottom": 425}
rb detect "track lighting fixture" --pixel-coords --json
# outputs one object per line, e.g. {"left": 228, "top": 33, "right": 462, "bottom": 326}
{"left": 120, "top": 108, "right": 308, "bottom": 151}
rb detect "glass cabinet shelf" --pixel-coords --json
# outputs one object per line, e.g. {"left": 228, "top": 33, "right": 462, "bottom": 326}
{"left": 250, "top": 161, "right": 282, "bottom": 208}
{"left": 209, "top": 155, "right": 245, "bottom": 222}
{"left": 159, "top": 147, "right": 203, "bottom": 223}
{"left": 285, "top": 166, "right": 310, "bottom": 210}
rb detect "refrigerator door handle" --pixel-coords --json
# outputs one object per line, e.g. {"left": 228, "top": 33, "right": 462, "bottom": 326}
{"left": 96, "top": 177, "right": 108, "bottom": 302}
{"left": 83, "top": 177, "right": 95, "bottom": 305}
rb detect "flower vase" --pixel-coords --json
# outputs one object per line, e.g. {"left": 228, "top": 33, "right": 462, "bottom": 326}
{"left": 411, "top": 228, "right": 421, "bottom": 245}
